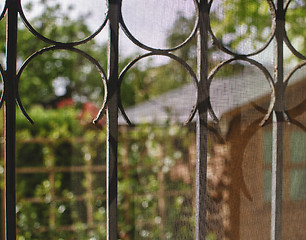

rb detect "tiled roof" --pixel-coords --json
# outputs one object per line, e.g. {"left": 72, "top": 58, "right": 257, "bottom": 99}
{"left": 119, "top": 66, "right": 306, "bottom": 125}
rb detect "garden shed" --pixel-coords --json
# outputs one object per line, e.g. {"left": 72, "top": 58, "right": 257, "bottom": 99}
{"left": 118, "top": 66, "right": 306, "bottom": 240}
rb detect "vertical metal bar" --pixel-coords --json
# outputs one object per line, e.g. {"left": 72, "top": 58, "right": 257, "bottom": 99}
{"left": 5, "top": 0, "right": 18, "bottom": 239}
{"left": 195, "top": 0, "right": 209, "bottom": 239}
{"left": 107, "top": 0, "right": 120, "bottom": 239}
{"left": 271, "top": 0, "right": 285, "bottom": 239}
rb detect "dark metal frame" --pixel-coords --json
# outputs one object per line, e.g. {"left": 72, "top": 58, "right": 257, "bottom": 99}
{"left": 1, "top": 0, "right": 305, "bottom": 239}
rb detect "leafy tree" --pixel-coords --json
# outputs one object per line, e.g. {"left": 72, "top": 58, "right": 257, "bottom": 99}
{"left": 165, "top": 12, "right": 244, "bottom": 77}
{"left": 211, "top": 0, "right": 305, "bottom": 56}
{"left": 284, "top": 0, "right": 306, "bottom": 57}
{"left": 0, "top": 0, "right": 150, "bottom": 110}
{"left": 166, "top": 1, "right": 305, "bottom": 65}
{"left": 0, "top": 0, "right": 303, "bottom": 110}
{"left": 0, "top": 1, "right": 99, "bottom": 108}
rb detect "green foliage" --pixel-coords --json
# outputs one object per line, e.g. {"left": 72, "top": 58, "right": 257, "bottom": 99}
{"left": 4, "top": 0, "right": 156, "bottom": 110}
{"left": 205, "top": 232, "right": 218, "bottom": 240}
{"left": 210, "top": 0, "right": 269, "bottom": 52}
{"left": 118, "top": 124, "right": 195, "bottom": 239}
{"left": 211, "top": 0, "right": 305, "bottom": 56}
{"left": 285, "top": 0, "right": 306, "bottom": 56}
{"left": 14, "top": 107, "right": 107, "bottom": 239}
{"left": 166, "top": 13, "right": 197, "bottom": 63}
{"left": 0, "top": 1, "right": 104, "bottom": 108}
{"left": 16, "top": 106, "right": 81, "bottom": 138}
{"left": 6, "top": 108, "right": 199, "bottom": 239}
{"left": 0, "top": 104, "right": 200, "bottom": 239}
{"left": 166, "top": 1, "right": 305, "bottom": 66}
{"left": 0, "top": 0, "right": 145, "bottom": 109}
{"left": 15, "top": 1, "right": 108, "bottom": 108}
{"left": 213, "top": 0, "right": 272, "bottom": 49}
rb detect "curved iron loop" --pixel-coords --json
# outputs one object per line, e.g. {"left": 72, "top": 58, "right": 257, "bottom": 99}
{"left": 250, "top": 102, "right": 290, "bottom": 124}
{"left": 253, "top": 59, "right": 306, "bottom": 127}
{"left": 93, "top": 104, "right": 107, "bottom": 125}
{"left": 0, "top": 64, "right": 6, "bottom": 110}
{"left": 16, "top": 46, "right": 108, "bottom": 125}
{"left": 207, "top": 96, "right": 219, "bottom": 124}
{"left": 208, "top": 0, "right": 213, "bottom": 11}
{"left": 209, "top": 0, "right": 276, "bottom": 57}
{"left": 15, "top": 91, "right": 34, "bottom": 124}
{"left": 119, "top": 0, "right": 199, "bottom": 52}
{"left": 0, "top": 61, "right": 34, "bottom": 123}
{"left": 289, "top": 117, "right": 306, "bottom": 133}
{"left": 118, "top": 51, "right": 199, "bottom": 126}
{"left": 118, "top": 97, "right": 134, "bottom": 127}
{"left": 281, "top": 101, "right": 306, "bottom": 131}
{"left": 184, "top": 104, "right": 197, "bottom": 126}
{"left": 207, "top": 121, "right": 226, "bottom": 144}
{"left": 0, "top": 1, "right": 7, "bottom": 22}
{"left": 207, "top": 57, "right": 275, "bottom": 126}
{"left": 278, "top": 62, "right": 306, "bottom": 124}
{"left": 284, "top": 0, "right": 293, "bottom": 13}
{"left": 283, "top": 33, "right": 306, "bottom": 60}
{"left": 0, "top": 87, "right": 4, "bottom": 110}
{"left": 285, "top": 100, "right": 306, "bottom": 132}
{"left": 225, "top": 115, "right": 265, "bottom": 201}
{"left": 18, "top": 2, "right": 109, "bottom": 47}
{"left": 284, "top": 61, "right": 306, "bottom": 87}
{"left": 267, "top": 0, "right": 277, "bottom": 16}
{"left": 0, "top": 91, "right": 3, "bottom": 110}
{"left": 237, "top": 117, "right": 263, "bottom": 200}
{"left": 282, "top": 110, "right": 291, "bottom": 123}
{"left": 283, "top": 0, "right": 306, "bottom": 60}
{"left": 250, "top": 101, "right": 268, "bottom": 115}
{"left": 197, "top": 71, "right": 219, "bottom": 124}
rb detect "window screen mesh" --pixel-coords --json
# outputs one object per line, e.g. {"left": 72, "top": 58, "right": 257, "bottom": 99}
{"left": 0, "top": 0, "right": 305, "bottom": 239}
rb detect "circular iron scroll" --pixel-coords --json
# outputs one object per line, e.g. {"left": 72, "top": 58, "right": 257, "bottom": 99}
{"left": 119, "top": 0, "right": 199, "bottom": 52}
{"left": 18, "top": 1, "right": 108, "bottom": 47}
{"left": 0, "top": 64, "right": 5, "bottom": 110}
{"left": 207, "top": 57, "right": 275, "bottom": 126}
{"left": 17, "top": 46, "right": 108, "bottom": 124}
{"left": 208, "top": 0, "right": 276, "bottom": 57}
{"left": 117, "top": 52, "right": 200, "bottom": 126}
{"left": 283, "top": 0, "right": 306, "bottom": 60}
{"left": 0, "top": 1, "right": 6, "bottom": 21}
{"left": 284, "top": 61, "right": 306, "bottom": 87}
{"left": 282, "top": 61, "right": 306, "bottom": 125}
{"left": 2, "top": 0, "right": 303, "bottom": 128}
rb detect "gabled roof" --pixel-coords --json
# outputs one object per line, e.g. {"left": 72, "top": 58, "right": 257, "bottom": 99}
{"left": 119, "top": 66, "right": 306, "bottom": 125}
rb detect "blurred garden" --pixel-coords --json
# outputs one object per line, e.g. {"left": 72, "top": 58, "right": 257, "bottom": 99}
{"left": 0, "top": 0, "right": 305, "bottom": 239}
{"left": 0, "top": 1, "right": 199, "bottom": 239}
{"left": 0, "top": 107, "right": 197, "bottom": 239}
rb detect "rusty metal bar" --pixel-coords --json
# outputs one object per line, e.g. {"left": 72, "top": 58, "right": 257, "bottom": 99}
{"left": 107, "top": 0, "right": 120, "bottom": 239}
{"left": 195, "top": 1, "right": 209, "bottom": 239}
{"left": 271, "top": 0, "right": 285, "bottom": 240}
{"left": 5, "top": 0, "right": 18, "bottom": 239}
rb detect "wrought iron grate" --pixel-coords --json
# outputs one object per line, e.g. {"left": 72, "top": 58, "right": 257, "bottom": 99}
{"left": 0, "top": 0, "right": 305, "bottom": 239}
